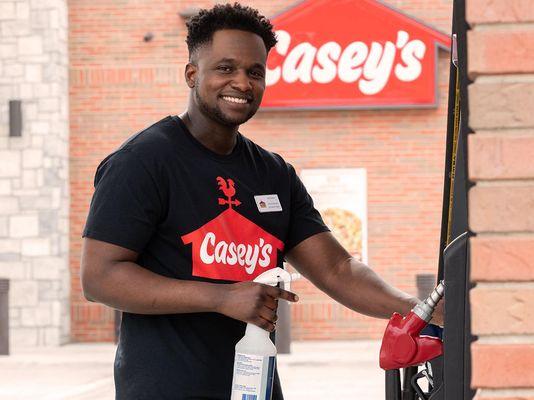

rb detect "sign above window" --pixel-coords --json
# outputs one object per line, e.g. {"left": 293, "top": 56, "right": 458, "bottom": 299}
{"left": 262, "top": 0, "right": 451, "bottom": 110}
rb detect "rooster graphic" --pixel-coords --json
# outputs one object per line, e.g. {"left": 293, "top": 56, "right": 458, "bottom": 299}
{"left": 217, "top": 177, "right": 241, "bottom": 209}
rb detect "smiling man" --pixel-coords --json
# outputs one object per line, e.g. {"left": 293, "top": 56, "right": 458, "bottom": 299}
{"left": 81, "top": 3, "right": 441, "bottom": 400}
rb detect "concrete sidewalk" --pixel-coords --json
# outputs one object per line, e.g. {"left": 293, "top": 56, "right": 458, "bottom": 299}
{"left": 0, "top": 340, "right": 384, "bottom": 399}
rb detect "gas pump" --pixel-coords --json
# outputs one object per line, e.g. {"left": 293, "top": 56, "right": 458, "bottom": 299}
{"left": 380, "top": 0, "right": 475, "bottom": 399}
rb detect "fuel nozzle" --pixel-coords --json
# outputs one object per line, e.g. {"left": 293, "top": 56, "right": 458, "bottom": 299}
{"left": 379, "top": 281, "right": 445, "bottom": 370}
{"left": 413, "top": 281, "right": 445, "bottom": 323}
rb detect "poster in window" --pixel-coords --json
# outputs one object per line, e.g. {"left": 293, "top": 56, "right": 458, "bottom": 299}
{"left": 300, "top": 168, "right": 368, "bottom": 263}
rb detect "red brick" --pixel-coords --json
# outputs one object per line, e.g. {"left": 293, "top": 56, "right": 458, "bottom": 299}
{"left": 471, "top": 286, "right": 534, "bottom": 335}
{"left": 467, "top": 0, "right": 534, "bottom": 25}
{"left": 469, "top": 81, "right": 534, "bottom": 130}
{"left": 469, "top": 134, "right": 534, "bottom": 180}
{"left": 471, "top": 236, "right": 534, "bottom": 281}
{"left": 469, "top": 29, "right": 534, "bottom": 78}
{"left": 469, "top": 185, "right": 534, "bottom": 233}
{"left": 472, "top": 343, "right": 534, "bottom": 388}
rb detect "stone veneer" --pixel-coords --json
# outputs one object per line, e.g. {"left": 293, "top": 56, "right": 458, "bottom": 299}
{"left": 0, "top": 0, "right": 69, "bottom": 346}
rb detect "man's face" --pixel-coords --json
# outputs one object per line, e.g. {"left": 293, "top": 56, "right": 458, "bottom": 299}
{"left": 188, "top": 29, "right": 268, "bottom": 127}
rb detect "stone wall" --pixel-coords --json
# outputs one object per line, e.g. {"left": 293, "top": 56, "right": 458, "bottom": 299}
{"left": 0, "top": 0, "right": 69, "bottom": 346}
{"left": 467, "top": 0, "right": 534, "bottom": 398}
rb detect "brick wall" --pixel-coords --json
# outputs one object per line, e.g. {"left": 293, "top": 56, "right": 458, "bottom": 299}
{"left": 0, "top": 0, "right": 70, "bottom": 346}
{"left": 69, "top": 0, "right": 451, "bottom": 341}
{"left": 467, "top": 0, "right": 534, "bottom": 398}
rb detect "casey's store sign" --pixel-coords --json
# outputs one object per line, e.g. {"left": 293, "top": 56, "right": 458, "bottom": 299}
{"left": 262, "top": 0, "right": 451, "bottom": 109}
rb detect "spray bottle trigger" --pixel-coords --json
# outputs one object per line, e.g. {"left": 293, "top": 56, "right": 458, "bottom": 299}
{"left": 253, "top": 267, "right": 300, "bottom": 293}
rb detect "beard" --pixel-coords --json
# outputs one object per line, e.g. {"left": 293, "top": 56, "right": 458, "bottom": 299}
{"left": 194, "top": 86, "right": 257, "bottom": 127}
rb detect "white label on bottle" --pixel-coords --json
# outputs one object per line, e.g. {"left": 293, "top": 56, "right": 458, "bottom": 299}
{"left": 231, "top": 353, "right": 276, "bottom": 400}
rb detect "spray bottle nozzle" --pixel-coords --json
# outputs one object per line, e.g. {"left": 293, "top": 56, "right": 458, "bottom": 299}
{"left": 253, "top": 267, "right": 301, "bottom": 292}
{"left": 255, "top": 272, "right": 301, "bottom": 286}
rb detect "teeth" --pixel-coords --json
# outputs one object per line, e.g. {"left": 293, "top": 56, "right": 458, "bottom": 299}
{"left": 222, "top": 96, "right": 248, "bottom": 104}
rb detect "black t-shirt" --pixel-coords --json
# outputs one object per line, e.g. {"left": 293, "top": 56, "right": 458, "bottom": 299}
{"left": 83, "top": 116, "right": 329, "bottom": 400}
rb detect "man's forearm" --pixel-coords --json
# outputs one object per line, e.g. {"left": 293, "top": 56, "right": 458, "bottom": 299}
{"left": 83, "top": 260, "right": 226, "bottom": 315}
{"left": 322, "top": 257, "right": 419, "bottom": 319}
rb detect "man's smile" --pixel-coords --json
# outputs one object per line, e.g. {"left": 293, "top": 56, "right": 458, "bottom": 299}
{"left": 221, "top": 95, "right": 249, "bottom": 104}
{"left": 221, "top": 95, "right": 252, "bottom": 104}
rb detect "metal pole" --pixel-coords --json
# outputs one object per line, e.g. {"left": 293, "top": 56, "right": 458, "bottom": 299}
{"left": 386, "top": 369, "right": 402, "bottom": 400}
{"left": 416, "top": 274, "right": 437, "bottom": 301}
{"left": 114, "top": 309, "right": 121, "bottom": 344}
{"left": 0, "top": 279, "right": 9, "bottom": 355}
{"left": 275, "top": 296, "right": 291, "bottom": 354}
{"left": 9, "top": 100, "right": 22, "bottom": 137}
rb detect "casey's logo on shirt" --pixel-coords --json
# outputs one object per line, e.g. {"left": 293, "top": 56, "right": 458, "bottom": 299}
{"left": 181, "top": 177, "right": 284, "bottom": 281}
{"left": 199, "top": 233, "right": 275, "bottom": 274}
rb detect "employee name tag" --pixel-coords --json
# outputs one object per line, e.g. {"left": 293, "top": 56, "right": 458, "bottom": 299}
{"left": 254, "top": 194, "right": 283, "bottom": 213}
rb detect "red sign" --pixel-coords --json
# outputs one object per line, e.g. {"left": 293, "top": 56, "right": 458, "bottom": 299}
{"left": 262, "top": 0, "right": 451, "bottom": 109}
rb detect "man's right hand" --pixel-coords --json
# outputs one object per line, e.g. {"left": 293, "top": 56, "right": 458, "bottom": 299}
{"left": 217, "top": 281, "right": 299, "bottom": 332}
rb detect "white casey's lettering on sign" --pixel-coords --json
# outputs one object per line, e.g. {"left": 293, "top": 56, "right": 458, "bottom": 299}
{"left": 199, "top": 232, "right": 274, "bottom": 275}
{"left": 266, "top": 30, "right": 426, "bottom": 95}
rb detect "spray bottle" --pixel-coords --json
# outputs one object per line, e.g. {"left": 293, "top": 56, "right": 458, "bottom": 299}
{"left": 230, "top": 267, "right": 301, "bottom": 400}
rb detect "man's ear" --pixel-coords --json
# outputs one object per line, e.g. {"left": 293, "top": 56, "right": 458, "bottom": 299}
{"left": 185, "top": 63, "right": 197, "bottom": 88}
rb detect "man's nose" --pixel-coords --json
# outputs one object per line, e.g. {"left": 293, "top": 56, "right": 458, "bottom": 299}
{"left": 231, "top": 70, "right": 253, "bottom": 92}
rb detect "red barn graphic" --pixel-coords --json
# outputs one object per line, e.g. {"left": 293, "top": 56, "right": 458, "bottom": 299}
{"left": 181, "top": 178, "right": 284, "bottom": 281}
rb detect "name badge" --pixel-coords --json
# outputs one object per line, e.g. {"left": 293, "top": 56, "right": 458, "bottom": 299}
{"left": 254, "top": 194, "right": 283, "bottom": 213}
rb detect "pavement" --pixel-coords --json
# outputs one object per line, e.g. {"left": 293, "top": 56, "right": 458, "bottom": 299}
{"left": 0, "top": 340, "right": 385, "bottom": 399}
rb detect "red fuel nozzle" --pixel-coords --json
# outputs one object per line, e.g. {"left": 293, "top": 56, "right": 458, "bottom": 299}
{"left": 379, "top": 282, "right": 444, "bottom": 370}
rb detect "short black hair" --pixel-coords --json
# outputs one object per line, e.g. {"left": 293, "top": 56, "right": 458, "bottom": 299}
{"left": 186, "top": 3, "right": 277, "bottom": 60}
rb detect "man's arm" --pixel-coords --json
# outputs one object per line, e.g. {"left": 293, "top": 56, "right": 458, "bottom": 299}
{"left": 81, "top": 237, "right": 298, "bottom": 331}
{"left": 286, "top": 232, "right": 422, "bottom": 320}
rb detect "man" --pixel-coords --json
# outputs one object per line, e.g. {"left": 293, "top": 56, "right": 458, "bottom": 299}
{"left": 81, "top": 3, "right": 442, "bottom": 399}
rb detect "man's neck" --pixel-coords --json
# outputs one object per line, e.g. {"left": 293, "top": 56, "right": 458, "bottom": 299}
{"left": 179, "top": 111, "right": 239, "bottom": 156}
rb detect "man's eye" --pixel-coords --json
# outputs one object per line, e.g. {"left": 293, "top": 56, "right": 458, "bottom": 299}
{"left": 217, "top": 66, "right": 232, "bottom": 72}
{"left": 251, "top": 70, "right": 265, "bottom": 79}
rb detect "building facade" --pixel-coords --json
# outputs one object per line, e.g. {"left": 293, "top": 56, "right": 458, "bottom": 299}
{"left": 68, "top": 0, "right": 453, "bottom": 342}
{"left": 3, "top": 1, "right": 534, "bottom": 397}
{"left": 1, "top": 0, "right": 453, "bottom": 346}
